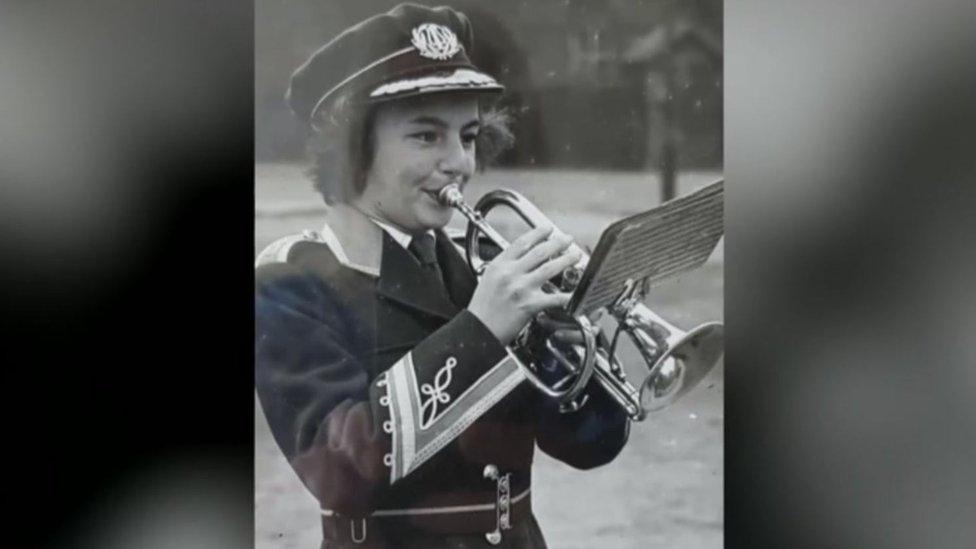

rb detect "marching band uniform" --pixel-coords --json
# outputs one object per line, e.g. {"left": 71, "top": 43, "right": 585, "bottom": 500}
{"left": 255, "top": 5, "right": 629, "bottom": 548}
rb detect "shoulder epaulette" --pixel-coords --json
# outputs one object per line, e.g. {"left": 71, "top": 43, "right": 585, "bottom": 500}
{"left": 254, "top": 230, "right": 326, "bottom": 268}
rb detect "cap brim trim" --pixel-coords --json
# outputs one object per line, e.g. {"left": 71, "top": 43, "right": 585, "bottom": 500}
{"left": 368, "top": 68, "right": 503, "bottom": 100}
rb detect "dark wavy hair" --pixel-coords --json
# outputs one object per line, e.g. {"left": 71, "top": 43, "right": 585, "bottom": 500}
{"left": 306, "top": 91, "right": 514, "bottom": 205}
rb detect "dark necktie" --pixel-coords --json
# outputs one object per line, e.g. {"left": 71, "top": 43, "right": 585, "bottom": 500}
{"left": 408, "top": 233, "right": 445, "bottom": 287}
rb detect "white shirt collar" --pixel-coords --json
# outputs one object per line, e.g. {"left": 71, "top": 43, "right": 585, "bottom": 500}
{"left": 369, "top": 218, "right": 435, "bottom": 250}
{"left": 316, "top": 221, "right": 381, "bottom": 277}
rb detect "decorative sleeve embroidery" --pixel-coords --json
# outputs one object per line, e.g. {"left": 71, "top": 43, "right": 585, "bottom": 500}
{"left": 418, "top": 356, "right": 457, "bottom": 429}
{"left": 384, "top": 350, "right": 525, "bottom": 484}
{"left": 381, "top": 311, "right": 526, "bottom": 484}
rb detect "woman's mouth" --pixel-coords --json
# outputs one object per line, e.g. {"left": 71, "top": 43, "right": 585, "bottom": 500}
{"left": 422, "top": 186, "right": 451, "bottom": 202}
{"left": 421, "top": 188, "right": 449, "bottom": 209}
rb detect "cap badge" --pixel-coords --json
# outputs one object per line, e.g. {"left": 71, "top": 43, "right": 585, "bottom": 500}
{"left": 411, "top": 23, "right": 461, "bottom": 60}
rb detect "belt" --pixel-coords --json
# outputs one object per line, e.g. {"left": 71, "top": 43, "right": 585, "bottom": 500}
{"left": 322, "top": 465, "right": 528, "bottom": 546}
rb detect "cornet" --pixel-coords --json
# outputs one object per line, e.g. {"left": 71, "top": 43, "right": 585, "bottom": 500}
{"left": 438, "top": 184, "right": 723, "bottom": 421}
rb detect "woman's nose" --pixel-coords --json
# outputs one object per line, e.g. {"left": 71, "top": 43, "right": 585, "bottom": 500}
{"left": 437, "top": 135, "right": 474, "bottom": 179}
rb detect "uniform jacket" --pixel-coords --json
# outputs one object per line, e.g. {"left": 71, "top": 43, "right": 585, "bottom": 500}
{"left": 255, "top": 205, "right": 629, "bottom": 547}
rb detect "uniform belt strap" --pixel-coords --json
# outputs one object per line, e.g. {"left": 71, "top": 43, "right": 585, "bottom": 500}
{"left": 321, "top": 488, "right": 531, "bottom": 544}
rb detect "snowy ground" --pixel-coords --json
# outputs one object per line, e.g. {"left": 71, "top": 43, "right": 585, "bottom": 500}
{"left": 255, "top": 165, "right": 724, "bottom": 548}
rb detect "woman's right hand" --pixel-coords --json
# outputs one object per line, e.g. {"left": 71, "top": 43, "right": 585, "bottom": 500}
{"left": 467, "top": 226, "right": 582, "bottom": 345}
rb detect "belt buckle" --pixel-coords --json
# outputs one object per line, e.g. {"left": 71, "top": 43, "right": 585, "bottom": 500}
{"left": 350, "top": 517, "right": 367, "bottom": 544}
{"left": 483, "top": 464, "right": 512, "bottom": 545}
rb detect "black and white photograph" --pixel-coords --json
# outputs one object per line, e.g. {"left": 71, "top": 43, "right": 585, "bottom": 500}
{"left": 254, "top": 1, "right": 724, "bottom": 547}
{"left": 5, "top": 1, "right": 976, "bottom": 548}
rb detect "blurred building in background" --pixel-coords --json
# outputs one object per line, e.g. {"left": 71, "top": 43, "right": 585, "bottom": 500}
{"left": 256, "top": 0, "right": 722, "bottom": 172}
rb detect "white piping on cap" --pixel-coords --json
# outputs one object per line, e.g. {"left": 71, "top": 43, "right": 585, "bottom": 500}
{"left": 369, "top": 68, "right": 499, "bottom": 98}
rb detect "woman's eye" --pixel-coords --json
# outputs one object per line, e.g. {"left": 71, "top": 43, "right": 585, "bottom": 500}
{"left": 462, "top": 133, "right": 479, "bottom": 147}
{"left": 409, "top": 131, "right": 439, "bottom": 144}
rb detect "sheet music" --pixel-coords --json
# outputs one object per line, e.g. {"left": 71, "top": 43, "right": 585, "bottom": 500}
{"left": 569, "top": 180, "right": 724, "bottom": 316}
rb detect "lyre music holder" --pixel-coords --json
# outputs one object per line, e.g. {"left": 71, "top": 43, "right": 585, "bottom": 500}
{"left": 567, "top": 180, "right": 724, "bottom": 317}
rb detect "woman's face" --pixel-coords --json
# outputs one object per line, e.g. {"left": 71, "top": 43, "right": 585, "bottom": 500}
{"left": 356, "top": 94, "right": 480, "bottom": 233}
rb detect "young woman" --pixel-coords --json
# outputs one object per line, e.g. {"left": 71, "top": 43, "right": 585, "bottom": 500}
{"left": 255, "top": 5, "right": 629, "bottom": 547}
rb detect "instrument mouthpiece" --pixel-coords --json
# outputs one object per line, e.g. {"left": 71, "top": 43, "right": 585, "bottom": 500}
{"left": 437, "top": 183, "right": 464, "bottom": 207}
